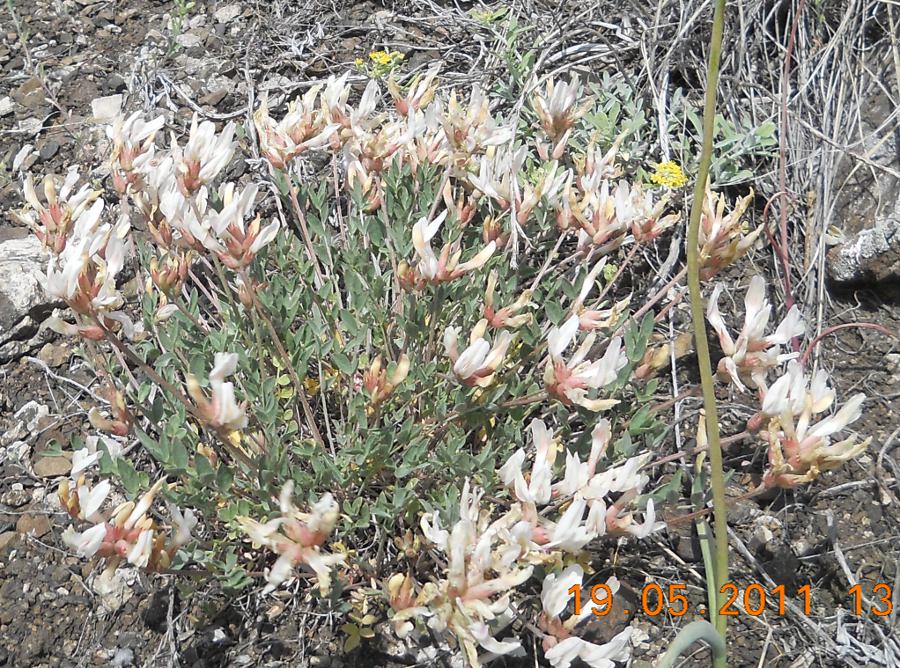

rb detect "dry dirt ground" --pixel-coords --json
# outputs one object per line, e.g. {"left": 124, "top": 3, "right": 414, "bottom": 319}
{"left": 0, "top": 0, "right": 898, "bottom": 667}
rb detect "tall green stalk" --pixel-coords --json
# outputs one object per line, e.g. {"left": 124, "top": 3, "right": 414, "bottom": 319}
{"left": 686, "top": 0, "right": 729, "bottom": 663}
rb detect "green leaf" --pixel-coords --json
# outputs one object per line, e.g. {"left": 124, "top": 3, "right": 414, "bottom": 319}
{"left": 332, "top": 352, "right": 356, "bottom": 375}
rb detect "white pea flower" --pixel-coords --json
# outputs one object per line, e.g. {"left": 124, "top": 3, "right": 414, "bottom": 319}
{"left": 759, "top": 361, "right": 869, "bottom": 488}
{"left": 707, "top": 275, "right": 805, "bottom": 391}
{"left": 444, "top": 320, "right": 513, "bottom": 387}
{"left": 544, "top": 315, "right": 626, "bottom": 411}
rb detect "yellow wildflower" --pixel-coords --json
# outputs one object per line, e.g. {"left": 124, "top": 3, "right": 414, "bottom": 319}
{"left": 354, "top": 57, "right": 364, "bottom": 68}
{"left": 650, "top": 160, "right": 688, "bottom": 188}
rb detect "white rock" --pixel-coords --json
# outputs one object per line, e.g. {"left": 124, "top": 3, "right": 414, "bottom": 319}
{"left": 93, "top": 568, "right": 137, "bottom": 612}
{"left": 213, "top": 4, "right": 241, "bottom": 23}
{"left": 750, "top": 514, "right": 782, "bottom": 552}
{"left": 827, "top": 218, "right": 900, "bottom": 284}
{"left": 175, "top": 31, "right": 205, "bottom": 48}
{"left": 0, "top": 96, "right": 13, "bottom": 116}
{"left": 16, "top": 400, "right": 49, "bottom": 434}
{"left": 0, "top": 236, "right": 48, "bottom": 340}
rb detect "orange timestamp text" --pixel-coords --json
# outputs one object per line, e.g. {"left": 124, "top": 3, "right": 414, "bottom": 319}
{"left": 568, "top": 582, "right": 894, "bottom": 618}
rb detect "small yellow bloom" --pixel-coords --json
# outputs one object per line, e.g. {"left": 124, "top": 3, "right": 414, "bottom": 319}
{"left": 369, "top": 50, "right": 392, "bottom": 66}
{"left": 354, "top": 57, "right": 364, "bottom": 68}
{"left": 650, "top": 160, "right": 688, "bottom": 189}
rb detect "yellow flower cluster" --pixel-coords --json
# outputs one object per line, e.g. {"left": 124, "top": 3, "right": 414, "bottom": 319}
{"left": 369, "top": 50, "right": 403, "bottom": 66}
{"left": 354, "top": 50, "right": 405, "bottom": 78}
{"left": 650, "top": 160, "right": 688, "bottom": 188}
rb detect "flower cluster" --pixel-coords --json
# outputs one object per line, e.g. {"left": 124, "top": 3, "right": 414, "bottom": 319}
{"left": 236, "top": 481, "right": 344, "bottom": 595}
{"left": 12, "top": 65, "right": 861, "bottom": 668}
{"left": 59, "top": 477, "right": 196, "bottom": 571}
{"left": 706, "top": 279, "right": 870, "bottom": 487}
{"left": 186, "top": 352, "right": 249, "bottom": 432}
{"left": 544, "top": 315, "right": 627, "bottom": 411}
{"left": 697, "top": 185, "right": 760, "bottom": 279}
{"left": 389, "top": 419, "right": 660, "bottom": 667}
{"left": 650, "top": 160, "right": 687, "bottom": 189}
{"left": 758, "top": 362, "right": 869, "bottom": 488}
{"left": 707, "top": 275, "right": 805, "bottom": 390}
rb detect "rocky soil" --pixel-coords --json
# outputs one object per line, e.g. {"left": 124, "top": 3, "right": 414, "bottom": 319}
{"left": 0, "top": 0, "right": 898, "bottom": 667}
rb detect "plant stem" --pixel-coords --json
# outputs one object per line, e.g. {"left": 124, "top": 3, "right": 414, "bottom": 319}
{"left": 657, "top": 621, "right": 727, "bottom": 668}
{"left": 800, "top": 322, "right": 894, "bottom": 366}
{"left": 286, "top": 178, "right": 326, "bottom": 287}
{"left": 93, "top": 317, "right": 253, "bottom": 469}
{"left": 686, "top": 0, "right": 729, "bottom": 661}
{"left": 239, "top": 271, "right": 328, "bottom": 453}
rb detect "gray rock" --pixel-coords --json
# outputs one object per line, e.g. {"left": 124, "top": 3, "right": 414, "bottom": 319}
{"left": 0, "top": 237, "right": 49, "bottom": 341}
{"left": 102, "top": 74, "right": 127, "bottom": 94}
{"left": 15, "top": 400, "right": 50, "bottom": 435}
{"left": 33, "top": 455, "right": 71, "bottom": 478}
{"left": 175, "top": 30, "right": 206, "bottom": 49}
{"left": 38, "top": 140, "right": 59, "bottom": 162}
{"left": 827, "top": 92, "right": 900, "bottom": 285}
{"left": 92, "top": 568, "right": 137, "bottom": 612}
{"left": 827, "top": 218, "right": 900, "bottom": 284}
{"left": 213, "top": 4, "right": 241, "bottom": 23}
{"left": 1, "top": 484, "right": 29, "bottom": 508}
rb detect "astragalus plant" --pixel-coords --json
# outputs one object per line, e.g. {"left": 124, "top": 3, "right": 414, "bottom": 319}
{"left": 12, "top": 68, "right": 872, "bottom": 666}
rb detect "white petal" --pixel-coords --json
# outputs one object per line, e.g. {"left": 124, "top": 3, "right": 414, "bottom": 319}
{"left": 548, "top": 315, "right": 580, "bottom": 359}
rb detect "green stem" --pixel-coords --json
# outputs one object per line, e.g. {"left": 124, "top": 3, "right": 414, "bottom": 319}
{"left": 686, "top": 0, "right": 729, "bottom": 663}
{"left": 656, "top": 621, "right": 727, "bottom": 668}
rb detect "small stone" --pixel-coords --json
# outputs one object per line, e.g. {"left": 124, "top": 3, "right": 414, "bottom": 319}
{"left": 213, "top": 4, "right": 241, "bottom": 23}
{"left": 0, "top": 96, "right": 12, "bottom": 116}
{"left": 16, "top": 513, "right": 51, "bottom": 537}
{"left": 110, "top": 648, "right": 134, "bottom": 667}
{"left": 4, "top": 440, "right": 30, "bottom": 463}
{"left": 38, "top": 140, "right": 59, "bottom": 162}
{"left": 175, "top": 31, "right": 205, "bottom": 48}
{"left": 102, "top": 74, "right": 126, "bottom": 94}
{"left": 749, "top": 515, "right": 782, "bottom": 552}
{"left": 33, "top": 455, "right": 72, "bottom": 478}
{"left": 16, "top": 401, "right": 50, "bottom": 434}
{"left": 226, "top": 157, "right": 247, "bottom": 179}
{"left": 0, "top": 237, "right": 49, "bottom": 343}
{"left": 12, "top": 77, "right": 46, "bottom": 111}
{"left": 1, "top": 484, "right": 29, "bottom": 507}
{"left": 0, "top": 532, "right": 17, "bottom": 552}
{"left": 93, "top": 568, "right": 136, "bottom": 612}
{"left": 38, "top": 342, "right": 71, "bottom": 367}
{"left": 886, "top": 353, "right": 900, "bottom": 384}
{"left": 199, "top": 88, "right": 227, "bottom": 107}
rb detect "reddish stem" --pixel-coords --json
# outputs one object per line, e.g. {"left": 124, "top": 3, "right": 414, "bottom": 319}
{"left": 776, "top": 0, "right": 807, "bottom": 352}
{"left": 800, "top": 322, "right": 895, "bottom": 366}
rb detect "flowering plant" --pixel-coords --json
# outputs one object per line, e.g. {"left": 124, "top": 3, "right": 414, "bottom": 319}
{"left": 10, "top": 65, "right": 870, "bottom": 666}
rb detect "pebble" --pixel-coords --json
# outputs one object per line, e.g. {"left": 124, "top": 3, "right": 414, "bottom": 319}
{"left": 1, "top": 483, "right": 29, "bottom": 507}
{"left": 175, "top": 31, "right": 205, "bottom": 49}
{"left": 102, "top": 74, "right": 126, "bottom": 94}
{"left": 0, "top": 532, "right": 17, "bottom": 552}
{"left": 38, "top": 342, "right": 71, "bottom": 367}
{"left": 38, "top": 140, "right": 59, "bottom": 162}
{"left": 16, "top": 513, "right": 51, "bottom": 538}
{"left": 16, "top": 401, "right": 50, "bottom": 434}
{"left": 214, "top": 4, "right": 241, "bottom": 23}
{"left": 199, "top": 88, "right": 227, "bottom": 107}
{"left": 32, "top": 455, "right": 72, "bottom": 478}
